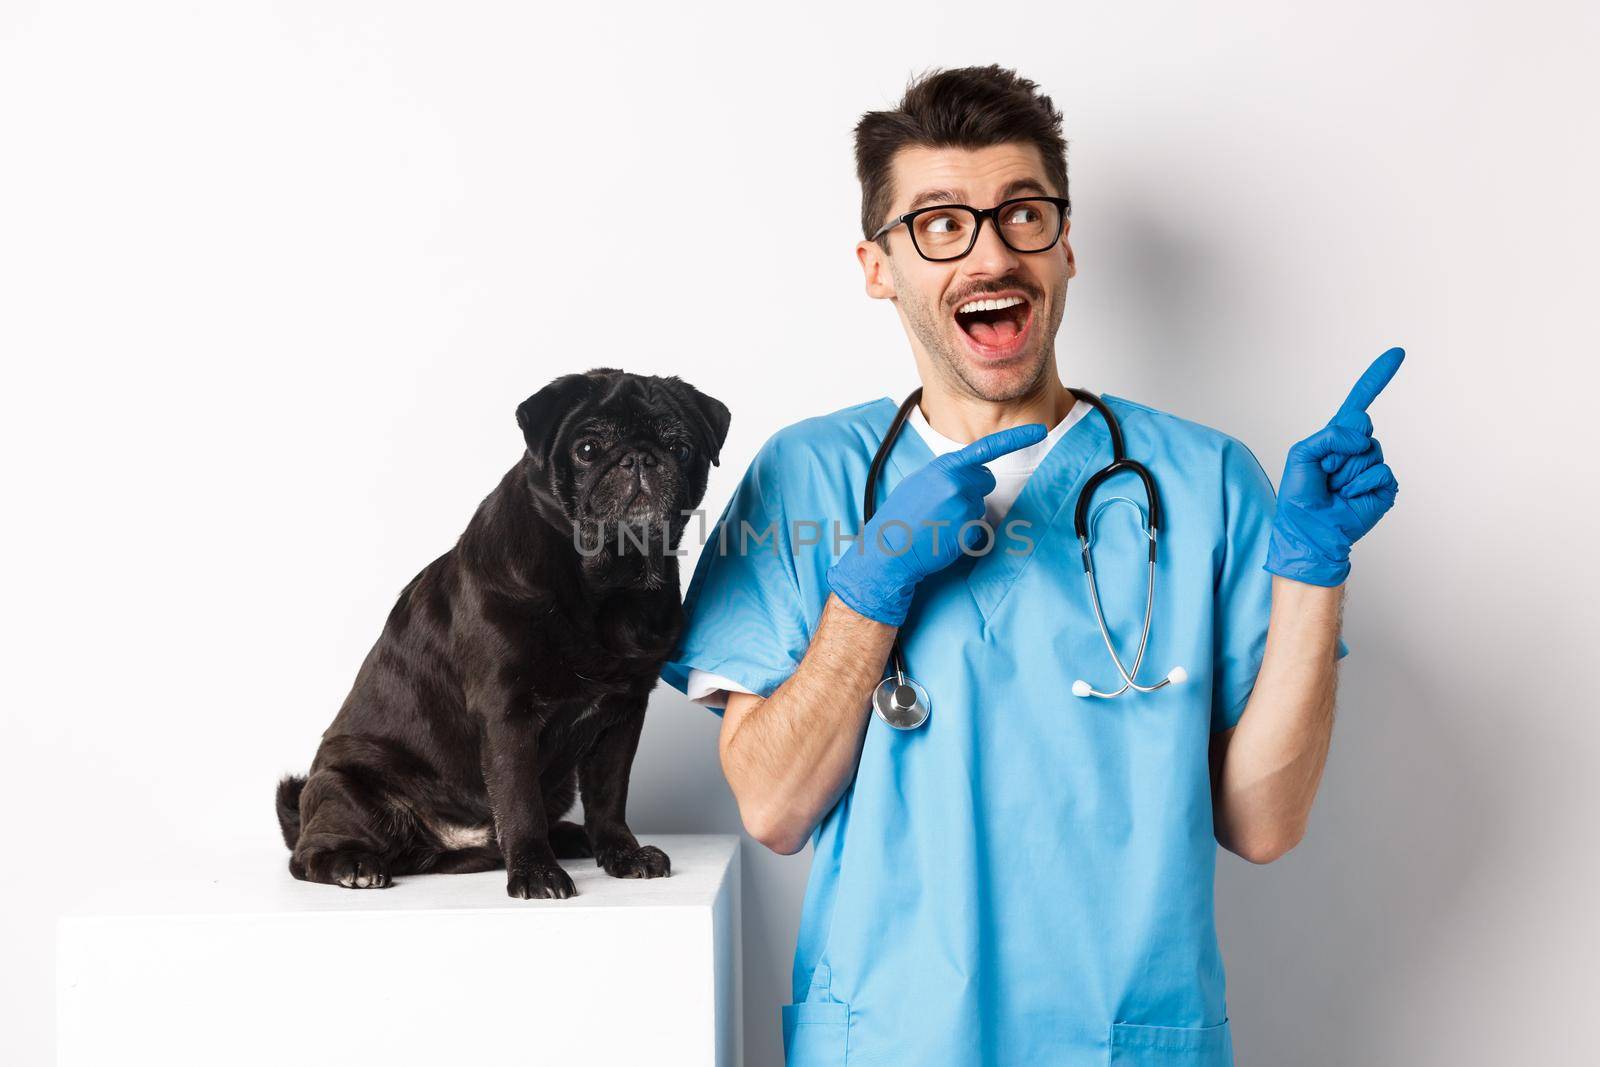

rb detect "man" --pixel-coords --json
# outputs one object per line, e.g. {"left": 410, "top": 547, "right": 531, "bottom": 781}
{"left": 660, "top": 65, "right": 1400, "bottom": 1067}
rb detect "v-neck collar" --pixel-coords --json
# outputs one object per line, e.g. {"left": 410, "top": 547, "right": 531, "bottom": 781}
{"left": 872, "top": 394, "right": 1112, "bottom": 626}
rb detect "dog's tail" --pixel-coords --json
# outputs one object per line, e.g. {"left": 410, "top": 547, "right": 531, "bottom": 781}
{"left": 276, "top": 774, "right": 308, "bottom": 849}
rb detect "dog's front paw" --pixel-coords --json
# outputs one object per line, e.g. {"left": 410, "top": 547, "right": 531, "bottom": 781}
{"left": 597, "top": 844, "right": 671, "bottom": 880}
{"left": 295, "top": 848, "right": 392, "bottom": 889}
{"left": 506, "top": 864, "right": 576, "bottom": 900}
{"left": 334, "top": 853, "right": 392, "bottom": 890}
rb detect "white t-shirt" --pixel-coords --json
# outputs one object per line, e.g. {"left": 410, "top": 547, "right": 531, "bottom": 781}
{"left": 684, "top": 396, "right": 1089, "bottom": 708}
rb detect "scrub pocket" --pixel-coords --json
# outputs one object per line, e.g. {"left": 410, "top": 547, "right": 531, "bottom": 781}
{"left": 1109, "top": 1019, "right": 1233, "bottom": 1066}
{"left": 781, "top": 1001, "right": 850, "bottom": 1066}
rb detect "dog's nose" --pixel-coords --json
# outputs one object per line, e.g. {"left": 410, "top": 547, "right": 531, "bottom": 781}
{"left": 618, "top": 450, "right": 658, "bottom": 470}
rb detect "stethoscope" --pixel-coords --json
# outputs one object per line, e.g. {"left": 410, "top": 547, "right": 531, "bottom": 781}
{"left": 864, "top": 387, "right": 1188, "bottom": 731}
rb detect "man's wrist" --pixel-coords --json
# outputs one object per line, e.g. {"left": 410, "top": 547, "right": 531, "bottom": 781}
{"left": 1265, "top": 574, "right": 1347, "bottom": 664}
{"left": 1264, "top": 507, "right": 1352, "bottom": 587}
{"left": 825, "top": 561, "right": 914, "bottom": 627}
{"left": 821, "top": 591, "right": 902, "bottom": 636}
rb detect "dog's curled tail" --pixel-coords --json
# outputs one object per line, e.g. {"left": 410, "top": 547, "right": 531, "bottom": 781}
{"left": 276, "top": 774, "right": 308, "bottom": 849}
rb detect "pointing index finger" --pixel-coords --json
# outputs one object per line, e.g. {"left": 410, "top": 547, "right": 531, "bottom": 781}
{"left": 1334, "top": 347, "right": 1405, "bottom": 424}
{"left": 947, "top": 423, "right": 1049, "bottom": 468}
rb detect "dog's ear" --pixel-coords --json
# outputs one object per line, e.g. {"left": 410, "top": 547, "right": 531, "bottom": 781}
{"left": 666, "top": 378, "right": 731, "bottom": 467}
{"left": 696, "top": 393, "right": 732, "bottom": 467}
{"left": 516, "top": 373, "right": 600, "bottom": 461}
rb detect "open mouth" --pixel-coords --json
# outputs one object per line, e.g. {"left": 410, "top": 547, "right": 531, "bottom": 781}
{"left": 954, "top": 294, "right": 1033, "bottom": 361}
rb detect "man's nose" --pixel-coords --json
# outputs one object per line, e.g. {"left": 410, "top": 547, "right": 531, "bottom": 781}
{"left": 965, "top": 218, "right": 1022, "bottom": 274}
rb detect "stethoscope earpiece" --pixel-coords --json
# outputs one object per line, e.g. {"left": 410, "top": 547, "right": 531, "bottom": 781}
{"left": 1072, "top": 665, "right": 1188, "bottom": 700}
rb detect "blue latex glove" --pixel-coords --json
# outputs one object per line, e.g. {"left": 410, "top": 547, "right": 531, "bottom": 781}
{"left": 1266, "top": 347, "right": 1405, "bottom": 586}
{"left": 828, "top": 423, "right": 1048, "bottom": 625}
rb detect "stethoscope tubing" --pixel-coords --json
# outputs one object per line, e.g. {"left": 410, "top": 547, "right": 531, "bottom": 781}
{"left": 863, "top": 389, "right": 925, "bottom": 688}
{"left": 863, "top": 386, "right": 1182, "bottom": 726}
{"left": 1079, "top": 553, "right": 1172, "bottom": 697}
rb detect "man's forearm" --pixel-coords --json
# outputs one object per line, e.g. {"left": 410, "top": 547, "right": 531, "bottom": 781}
{"left": 1212, "top": 575, "right": 1344, "bottom": 863}
{"left": 719, "top": 593, "right": 896, "bottom": 854}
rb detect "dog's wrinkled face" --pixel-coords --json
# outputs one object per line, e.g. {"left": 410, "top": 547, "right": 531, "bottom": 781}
{"left": 516, "top": 368, "right": 730, "bottom": 585}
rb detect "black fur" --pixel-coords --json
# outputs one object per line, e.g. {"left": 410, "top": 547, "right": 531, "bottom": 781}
{"left": 275, "top": 774, "right": 306, "bottom": 848}
{"left": 277, "top": 368, "right": 730, "bottom": 897}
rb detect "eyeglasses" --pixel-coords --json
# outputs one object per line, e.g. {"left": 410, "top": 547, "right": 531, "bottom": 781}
{"left": 870, "top": 196, "right": 1071, "bottom": 262}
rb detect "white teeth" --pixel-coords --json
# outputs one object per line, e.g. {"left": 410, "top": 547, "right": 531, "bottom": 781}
{"left": 957, "top": 295, "right": 1026, "bottom": 315}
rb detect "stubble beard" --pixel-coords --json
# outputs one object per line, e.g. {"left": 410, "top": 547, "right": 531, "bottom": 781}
{"left": 892, "top": 261, "right": 1065, "bottom": 405}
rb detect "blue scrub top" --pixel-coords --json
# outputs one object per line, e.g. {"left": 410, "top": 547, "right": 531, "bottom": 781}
{"left": 662, "top": 395, "right": 1348, "bottom": 1067}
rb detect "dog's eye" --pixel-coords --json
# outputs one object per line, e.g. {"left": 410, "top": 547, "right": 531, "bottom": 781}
{"left": 573, "top": 439, "right": 598, "bottom": 462}
{"left": 669, "top": 442, "right": 692, "bottom": 464}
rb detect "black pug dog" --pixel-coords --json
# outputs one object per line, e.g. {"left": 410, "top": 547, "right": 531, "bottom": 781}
{"left": 276, "top": 368, "right": 729, "bottom": 899}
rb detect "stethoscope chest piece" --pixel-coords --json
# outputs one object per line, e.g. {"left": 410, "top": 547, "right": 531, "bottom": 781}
{"left": 872, "top": 673, "right": 931, "bottom": 730}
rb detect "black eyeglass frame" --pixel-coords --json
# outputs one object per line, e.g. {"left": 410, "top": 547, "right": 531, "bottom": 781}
{"left": 869, "top": 195, "right": 1072, "bottom": 262}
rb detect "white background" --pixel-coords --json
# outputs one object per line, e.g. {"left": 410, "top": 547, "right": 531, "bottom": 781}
{"left": 3, "top": 2, "right": 1597, "bottom": 1064}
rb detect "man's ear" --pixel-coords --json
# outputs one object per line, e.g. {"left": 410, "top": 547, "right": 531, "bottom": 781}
{"left": 665, "top": 377, "right": 731, "bottom": 467}
{"left": 515, "top": 372, "right": 600, "bottom": 461}
{"left": 857, "top": 239, "right": 896, "bottom": 300}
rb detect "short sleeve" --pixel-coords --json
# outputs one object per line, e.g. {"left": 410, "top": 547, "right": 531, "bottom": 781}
{"left": 1212, "top": 437, "right": 1350, "bottom": 733}
{"left": 660, "top": 438, "right": 814, "bottom": 717}
{"left": 685, "top": 668, "right": 758, "bottom": 709}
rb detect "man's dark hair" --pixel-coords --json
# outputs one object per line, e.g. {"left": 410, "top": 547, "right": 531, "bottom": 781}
{"left": 854, "top": 64, "right": 1070, "bottom": 250}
